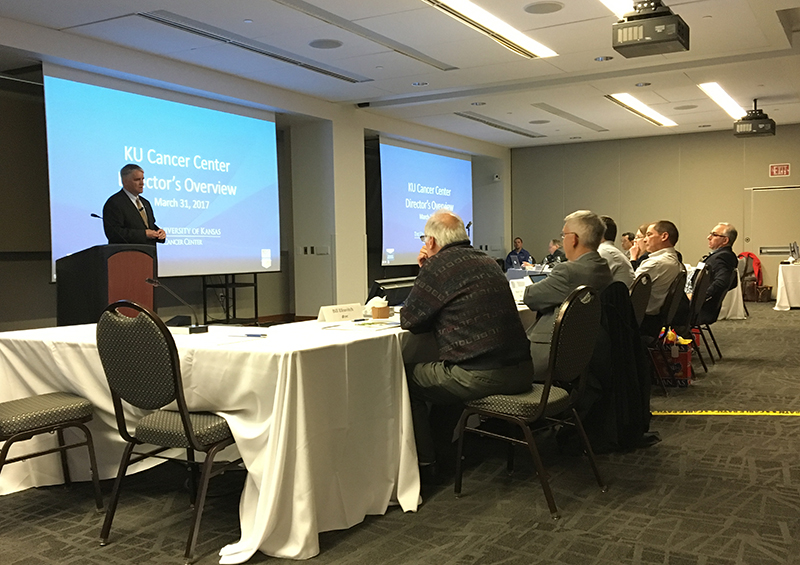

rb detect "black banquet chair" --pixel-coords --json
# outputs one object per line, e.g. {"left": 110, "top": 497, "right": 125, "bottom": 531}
{"left": 629, "top": 272, "right": 652, "bottom": 328}
{"left": 686, "top": 266, "right": 712, "bottom": 372}
{"left": 0, "top": 392, "right": 104, "bottom": 510}
{"left": 453, "top": 285, "right": 605, "bottom": 519}
{"left": 96, "top": 300, "right": 241, "bottom": 564}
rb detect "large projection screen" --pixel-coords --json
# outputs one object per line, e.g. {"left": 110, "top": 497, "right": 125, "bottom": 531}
{"left": 43, "top": 71, "right": 280, "bottom": 278}
{"left": 379, "top": 139, "right": 472, "bottom": 266}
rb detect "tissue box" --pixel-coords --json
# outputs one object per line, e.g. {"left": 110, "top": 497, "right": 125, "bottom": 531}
{"left": 372, "top": 306, "right": 390, "bottom": 319}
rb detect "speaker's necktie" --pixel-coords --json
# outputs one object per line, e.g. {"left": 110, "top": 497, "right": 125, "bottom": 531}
{"left": 136, "top": 198, "right": 148, "bottom": 227}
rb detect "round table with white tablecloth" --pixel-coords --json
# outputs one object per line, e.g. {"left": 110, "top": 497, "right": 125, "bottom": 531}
{"left": 775, "top": 263, "right": 800, "bottom": 311}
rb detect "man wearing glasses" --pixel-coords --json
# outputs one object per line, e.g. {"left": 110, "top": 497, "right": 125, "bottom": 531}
{"left": 695, "top": 223, "right": 739, "bottom": 324}
{"left": 522, "top": 210, "right": 612, "bottom": 378}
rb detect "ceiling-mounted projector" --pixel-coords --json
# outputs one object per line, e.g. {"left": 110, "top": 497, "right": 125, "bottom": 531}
{"left": 734, "top": 99, "right": 776, "bottom": 137}
{"left": 612, "top": 1, "right": 689, "bottom": 58}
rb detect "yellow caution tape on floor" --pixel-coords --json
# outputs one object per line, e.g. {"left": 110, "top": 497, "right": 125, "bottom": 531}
{"left": 653, "top": 410, "right": 800, "bottom": 416}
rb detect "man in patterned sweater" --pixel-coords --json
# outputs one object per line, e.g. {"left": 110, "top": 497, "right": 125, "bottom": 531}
{"left": 401, "top": 210, "right": 533, "bottom": 472}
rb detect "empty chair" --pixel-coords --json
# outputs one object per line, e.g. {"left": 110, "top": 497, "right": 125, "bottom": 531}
{"left": 0, "top": 392, "right": 103, "bottom": 510}
{"left": 629, "top": 273, "right": 652, "bottom": 328}
{"left": 453, "top": 285, "right": 605, "bottom": 519}
{"left": 96, "top": 300, "right": 241, "bottom": 564}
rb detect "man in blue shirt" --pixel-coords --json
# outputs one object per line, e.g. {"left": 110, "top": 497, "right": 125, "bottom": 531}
{"left": 505, "top": 237, "right": 534, "bottom": 270}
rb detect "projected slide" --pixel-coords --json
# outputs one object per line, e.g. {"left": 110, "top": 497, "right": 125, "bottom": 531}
{"left": 380, "top": 142, "right": 472, "bottom": 266}
{"left": 44, "top": 76, "right": 280, "bottom": 277}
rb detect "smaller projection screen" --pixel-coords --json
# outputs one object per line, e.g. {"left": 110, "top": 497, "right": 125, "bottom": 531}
{"left": 379, "top": 140, "right": 472, "bottom": 266}
{"left": 43, "top": 74, "right": 280, "bottom": 278}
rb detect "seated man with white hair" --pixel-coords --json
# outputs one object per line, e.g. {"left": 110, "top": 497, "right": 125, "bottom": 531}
{"left": 401, "top": 210, "right": 533, "bottom": 477}
{"left": 523, "top": 210, "right": 613, "bottom": 377}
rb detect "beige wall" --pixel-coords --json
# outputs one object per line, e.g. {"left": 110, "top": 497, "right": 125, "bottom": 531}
{"left": 511, "top": 124, "right": 800, "bottom": 288}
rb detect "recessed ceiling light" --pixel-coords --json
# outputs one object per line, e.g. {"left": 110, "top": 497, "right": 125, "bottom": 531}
{"left": 595, "top": 56, "right": 614, "bottom": 62}
{"left": 698, "top": 82, "right": 746, "bottom": 119}
{"left": 674, "top": 104, "right": 698, "bottom": 110}
{"left": 244, "top": 19, "right": 253, "bottom": 23}
{"left": 375, "top": 65, "right": 384, "bottom": 70}
{"left": 523, "top": 2, "right": 564, "bottom": 14}
{"left": 412, "top": 81, "right": 429, "bottom": 87}
{"left": 598, "top": 0, "right": 634, "bottom": 19}
{"left": 606, "top": 93, "right": 677, "bottom": 126}
{"left": 529, "top": 119, "right": 550, "bottom": 124}
{"left": 698, "top": 124, "right": 711, "bottom": 128}
{"left": 635, "top": 82, "right": 651, "bottom": 87}
{"left": 309, "top": 39, "right": 343, "bottom": 49}
{"left": 471, "top": 101, "right": 486, "bottom": 106}
{"left": 418, "top": 0, "right": 557, "bottom": 58}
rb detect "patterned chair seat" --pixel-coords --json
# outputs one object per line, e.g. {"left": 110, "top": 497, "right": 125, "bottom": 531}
{"left": 135, "top": 411, "right": 233, "bottom": 448}
{"left": 0, "top": 392, "right": 92, "bottom": 437}
{"left": 0, "top": 391, "right": 103, "bottom": 511}
{"left": 466, "top": 384, "right": 570, "bottom": 419}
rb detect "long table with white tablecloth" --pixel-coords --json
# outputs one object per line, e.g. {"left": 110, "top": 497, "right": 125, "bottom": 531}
{"left": 0, "top": 320, "right": 429, "bottom": 562}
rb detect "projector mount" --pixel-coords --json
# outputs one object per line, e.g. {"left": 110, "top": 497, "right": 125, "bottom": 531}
{"left": 624, "top": 1, "right": 673, "bottom": 21}
{"left": 743, "top": 99, "right": 768, "bottom": 121}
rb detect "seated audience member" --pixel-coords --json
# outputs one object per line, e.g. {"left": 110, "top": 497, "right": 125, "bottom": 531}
{"left": 598, "top": 216, "right": 635, "bottom": 287}
{"left": 401, "top": 210, "right": 533, "bottom": 477}
{"left": 629, "top": 223, "right": 650, "bottom": 270}
{"left": 523, "top": 210, "right": 613, "bottom": 377}
{"left": 505, "top": 236, "right": 534, "bottom": 270}
{"left": 694, "top": 222, "right": 739, "bottom": 324}
{"left": 543, "top": 238, "right": 567, "bottom": 264}
{"left": 621, "top": 232, "right": 636, "bottom": 258}
{"left": 635, "top": 220, "right": 684, "bottom": 336}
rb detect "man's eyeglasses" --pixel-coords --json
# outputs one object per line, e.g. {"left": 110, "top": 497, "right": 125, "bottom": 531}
{"left": 560, "top": 231, "right": 577, "bottom": 239}
{"left": 709, "top": 232, "right": 725, "bottom": 238}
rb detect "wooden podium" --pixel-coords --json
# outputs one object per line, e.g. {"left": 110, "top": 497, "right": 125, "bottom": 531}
{"left": 56, "top": 244, "right": 157, "bottom": 326}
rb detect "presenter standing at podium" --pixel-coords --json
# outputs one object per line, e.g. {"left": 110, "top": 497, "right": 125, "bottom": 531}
{"left": 103, "top": 164, "right": 166, "bottom": 245}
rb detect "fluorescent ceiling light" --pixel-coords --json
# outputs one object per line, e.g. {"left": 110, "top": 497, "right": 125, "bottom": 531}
{"left": 598, "top": 0, "right": 634, "bottom": 19}
{"left": 419, "top": 0, "right": 557, "bottom": 58}
{"left": 605, "top": 93, "right": 677, "bottom": 126}
{"left": 698, "top": 82, "right": 746, "bottom": 119}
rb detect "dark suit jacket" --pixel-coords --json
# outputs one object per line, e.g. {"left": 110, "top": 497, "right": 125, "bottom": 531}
{"left": 102, "top": 189, "right": 161, "bottom": 245}
{"left": 522, "top": 250, "right": 613, "bottom": 376}
{"left": 699, "top": 245, "right": 737, "bottom": 323}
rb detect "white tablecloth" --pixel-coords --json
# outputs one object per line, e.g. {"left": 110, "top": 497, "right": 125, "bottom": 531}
{"left": 0, "top": 321, "right": 423, "bottom": 562}
{"left": 719, "top": 270, "right": 746, "bottom": 320}
{"left": 775, "top": 264, "right": 800, "bottom": 311}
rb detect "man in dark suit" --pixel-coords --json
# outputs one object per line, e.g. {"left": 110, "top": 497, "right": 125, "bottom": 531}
{"left": 523, "top": 210, "right": 613, "bottom": 378}
{"left": 695, "top": 222, "right": 738, "bottom": 324}
{"left": 103, "top": 164, "right": 166, "bottom": 245}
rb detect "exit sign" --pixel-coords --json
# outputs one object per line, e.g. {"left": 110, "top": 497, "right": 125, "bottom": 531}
{"left": 769, "top": 163, "right": 790, "bottom": 177}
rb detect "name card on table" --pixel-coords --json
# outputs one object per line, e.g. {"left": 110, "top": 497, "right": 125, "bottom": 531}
{"left": 317, "top": 303, "right": 363, "bottom": 322}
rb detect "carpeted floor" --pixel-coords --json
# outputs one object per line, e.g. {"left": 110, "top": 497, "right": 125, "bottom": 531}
{"left": 2, "top": 302, "right": 799, "bottom": 564}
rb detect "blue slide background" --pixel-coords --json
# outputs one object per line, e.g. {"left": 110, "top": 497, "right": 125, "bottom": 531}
{"left": 44, "top": 76, "right": 280, "bottom": 277}
{"left": 379, "top": 143, "right": 472, "bottom": 265}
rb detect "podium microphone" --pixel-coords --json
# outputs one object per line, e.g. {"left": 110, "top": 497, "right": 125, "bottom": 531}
{"left": 145, "top": 278, "right": 209, "bottom": 334}
{"left": 91, "top": 212, "right": 130, "bottom": 243}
